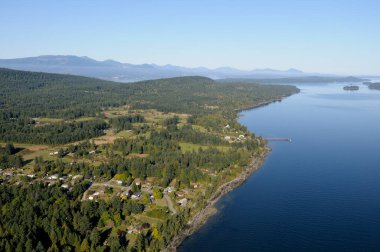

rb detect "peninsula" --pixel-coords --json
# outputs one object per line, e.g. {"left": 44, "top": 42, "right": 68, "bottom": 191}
{"left": 0, "top": 68, "right": 299, "bottom": 251}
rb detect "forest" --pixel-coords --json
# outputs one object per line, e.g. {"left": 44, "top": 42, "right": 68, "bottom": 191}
{"left": 0, "top": 68, "right": 299, "bottom": 251}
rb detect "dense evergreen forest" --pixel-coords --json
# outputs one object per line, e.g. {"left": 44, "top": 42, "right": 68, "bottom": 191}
{"left": 0, "top": 68, "right": 296, "bottom": 118}
{"left": 0, "top": 68, "right": 299, "bottom": 251}
{"left": 0, "top": 143, "right": 23, "bottom": 169}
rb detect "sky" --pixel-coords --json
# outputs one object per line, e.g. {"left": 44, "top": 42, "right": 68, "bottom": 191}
{"left": 1, "top": 0, "right": 379, "bottom": 75}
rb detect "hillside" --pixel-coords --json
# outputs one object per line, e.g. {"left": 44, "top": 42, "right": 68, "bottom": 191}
{"left": 0, "top": 68, "right": 298, "bottom": 119}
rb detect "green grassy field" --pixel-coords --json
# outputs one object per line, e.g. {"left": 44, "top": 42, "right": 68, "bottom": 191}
{"left": 179, "top": 142, "right": 231, "bottom": 153}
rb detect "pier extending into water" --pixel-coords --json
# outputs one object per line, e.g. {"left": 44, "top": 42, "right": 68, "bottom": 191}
{"left": 264, "top": 137, "right": 292, "bottom": 142}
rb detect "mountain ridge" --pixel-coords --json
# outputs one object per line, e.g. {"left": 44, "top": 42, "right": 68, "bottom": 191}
{"left": 0, "top": 55, "right": 340, "bottom": 82}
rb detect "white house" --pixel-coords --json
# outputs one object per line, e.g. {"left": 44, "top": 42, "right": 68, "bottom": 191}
{"left": 61, "top": 184, "right": 69, "bottom": 189}
{"left": 48, "top": 174, "right": 59, "bottom": 180}
{"left": 177, "top": 198, "right": 188, "bottom": 206}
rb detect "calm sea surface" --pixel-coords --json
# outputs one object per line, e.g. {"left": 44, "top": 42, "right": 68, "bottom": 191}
{"left": 179, "top": 82, "right": 380, "bottom": 252}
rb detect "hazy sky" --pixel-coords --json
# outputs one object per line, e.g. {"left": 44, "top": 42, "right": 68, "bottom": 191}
{"left": 1, "top": 0, "right": 379, "bottom": 75}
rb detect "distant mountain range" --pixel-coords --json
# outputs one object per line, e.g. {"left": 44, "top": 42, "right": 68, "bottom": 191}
{"left": 0, "top": 55, "right": 355, "bottom": 82}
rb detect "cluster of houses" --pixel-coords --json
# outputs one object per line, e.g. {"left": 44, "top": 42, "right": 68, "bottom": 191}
{"left": 127, "top": 223, "right": 150, "bottom": 234}
{"left": 49, "top": 151, "right": 60, "bottom": 156}
{"left": 223, "top": 124, "right": 249, "bottom": 142}
{"left": 2, "top": 170, "right": 14, "bottom": 177}
{"left": 224, "top": 134, "right": 246, "bottom": 142}
{"left": 83, "top": 177, "right": 199, "bottom": 214}
{"left": 164, "top": 186, "right": 190, "bottom": 207}
{"left": 44, "top": 173, "right": 83, "bottom": 188}
{"left": 0, "top": 170, "right": 13, "bottom": 184}
{"left": 89, "top": 190, "right": 104, "bottom": 200}
{"left": 0, "top": 167, "right": 87, "bottom": 189}
{"left": 49, "top": 148, "right": 96, "bottom": 157}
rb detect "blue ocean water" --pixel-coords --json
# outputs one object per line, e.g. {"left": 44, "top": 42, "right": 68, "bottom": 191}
{"left": 179, "top": 82, "right": 380, "bottom": 252}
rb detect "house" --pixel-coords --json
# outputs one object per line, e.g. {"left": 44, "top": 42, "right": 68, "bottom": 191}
{"left": 175, "top": 191, "right": 185, "bottom": 198}
{"left": 177, "top": 198, "right": 188, "bottom": 206}
{"left": 122, "top": 189, "right": 132, "bottom": 197}
{"left": 127, "top": 225, "right": 134, "bottom": 234}
{"left": 164, "top": 187, "right": 175, "bottom": 193}
{"left": 116, "top": 180, "right": 124, "bottom": 185}
{"left": 225, "top": 124, "right": 230, "bottom": 128}
{"left": 224, "top": 136, "right": 231, "bottom": 141}
{"left": 142, "top": 182, "right": 152, "bottom": 189}
{"left": 133, "top": 227, "right": 141, "bottom": 234}
{"left": 61, "top": 184, "right": 69, "bottom": 189}
{"left": 127, "top": 225, "right": 141, "bottom": 234}
{"left": 191, "top": 182, "right": 199, "bottom": 189}
{"left": 88, "top": 196, "right": 94, "bottom": 200}
{"left": 72, "top": 175, "right": 83, "bottom": 180}
{"left": 89, "top": 150, "right": 96, "bottom": 155}
{"left": 59, "top": 175, "right": 68, "bottom": 181}
{"left": 237, "top": 135, "right": 246, "bottom": 141}
{"left": 27, "top": 174, "right": 35, "bottom": 178}
{"left": 48, "top": 174, "right": 59, "bottom": 180}
{"left": 131, "top": 193, "right": 141, "bottom": 200}
{"left": 4, "top": 171, "right": 14, "bottom": 176}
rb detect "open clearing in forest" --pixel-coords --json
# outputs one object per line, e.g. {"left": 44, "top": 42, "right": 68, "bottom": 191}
{"left": 179, "top": 142, "right": 231, "bottom": 153}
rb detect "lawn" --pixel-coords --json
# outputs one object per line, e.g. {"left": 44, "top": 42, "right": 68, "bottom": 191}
{"left": 179, "top": 142, "right": 231, "bottom": 153}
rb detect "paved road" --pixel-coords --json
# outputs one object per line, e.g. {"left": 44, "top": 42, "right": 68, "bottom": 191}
{"left": 164, "top": 194, "right": 177, "bottom": 214}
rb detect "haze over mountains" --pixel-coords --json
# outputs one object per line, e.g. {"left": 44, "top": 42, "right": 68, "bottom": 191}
{"left": 0, "top": 55, "right": 339, "bottom": 82}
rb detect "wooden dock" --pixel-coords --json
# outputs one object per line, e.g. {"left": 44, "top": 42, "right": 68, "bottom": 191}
{"left": 264, "top": 137, "right": 292, "bottom": 142}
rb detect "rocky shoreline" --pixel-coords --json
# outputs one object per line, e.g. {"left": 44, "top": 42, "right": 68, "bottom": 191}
{"left": 163, "top": 149, "right": 269, "bottom": 252}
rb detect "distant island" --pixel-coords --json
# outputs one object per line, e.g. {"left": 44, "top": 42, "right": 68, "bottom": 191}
{"left": 220, "top": 76, "right": 366, "bottom": 85}
{"left": 366, "top": 82, "right": 380, "bottom": 90}
{"left": 343, "top": 85, "right": 359, "bottom": 91}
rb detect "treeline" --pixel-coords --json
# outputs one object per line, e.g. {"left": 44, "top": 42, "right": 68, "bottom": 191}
{"left": 109, "top": 114, "right": 145, "bottom": 132}
{"left": 0, "top": 143, "right": 23, "bottom": 169}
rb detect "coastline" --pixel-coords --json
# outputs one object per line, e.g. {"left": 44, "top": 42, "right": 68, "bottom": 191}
{"left": 164, "top": 92, "right": 298, "bottom": 251}
{"left": 163, "top": 148, "right": 270, "bottom": 252}
{"left": 235, "top": 95, "right": 291, "bottom": 113}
